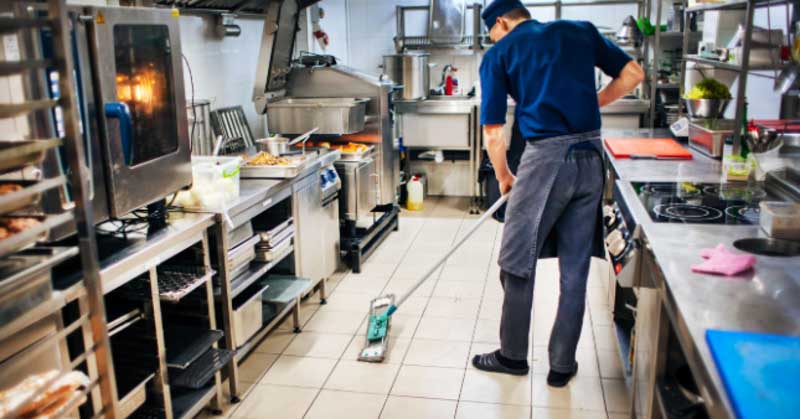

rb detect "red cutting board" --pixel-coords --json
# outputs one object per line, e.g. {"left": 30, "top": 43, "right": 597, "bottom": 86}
{"left": 604, "top": 137, "right": 693, "bottom": 159}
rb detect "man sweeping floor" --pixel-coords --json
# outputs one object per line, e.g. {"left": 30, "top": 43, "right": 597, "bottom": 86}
{"left": 471, "top": 0, "right": 644, "bottom": 387}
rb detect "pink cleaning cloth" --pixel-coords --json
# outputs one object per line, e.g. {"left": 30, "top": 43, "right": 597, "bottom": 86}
{"left": 691, "top": 244, "right": 756, "bottom": 276}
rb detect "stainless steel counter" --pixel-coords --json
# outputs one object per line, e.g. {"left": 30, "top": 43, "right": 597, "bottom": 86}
{"left": 603, "top": 128, "right": 724, "bottom": 183}
{"left": 395, "top": 97, "right": 478, "bottom": 114}
{"left": 605, "top": 129, "right": 800, "bottom": 418}
{"left": 99, "top": 212, "right": 215, "bottom": 294}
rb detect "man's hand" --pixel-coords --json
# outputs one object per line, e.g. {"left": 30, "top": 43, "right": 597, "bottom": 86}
{"left": 499, "top": 174, "right": 516, "bottom": 195}
{"left": 484, "top": 124, "right": 515, "bottom": 197}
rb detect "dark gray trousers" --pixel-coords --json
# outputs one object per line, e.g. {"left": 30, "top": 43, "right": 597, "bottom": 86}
{"left": 498, "top": 150, "right": 603, "bottom": 373}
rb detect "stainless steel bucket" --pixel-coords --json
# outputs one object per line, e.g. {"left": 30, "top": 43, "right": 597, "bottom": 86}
{"left": 382, "top": 53, "right": 430, "bottom": 100}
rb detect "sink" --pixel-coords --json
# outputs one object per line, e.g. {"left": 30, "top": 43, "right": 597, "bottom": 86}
{"left": 733, "top": 238, "right": 800, "bottom": 257}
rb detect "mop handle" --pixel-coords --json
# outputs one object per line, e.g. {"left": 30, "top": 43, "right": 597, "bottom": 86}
{"left": 390, "top": 193, "right": 510, "bottom": 313}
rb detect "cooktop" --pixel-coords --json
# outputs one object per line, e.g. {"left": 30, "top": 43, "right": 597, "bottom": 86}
{"left": 631, "top": 182, "right": 777, "bottom": 225}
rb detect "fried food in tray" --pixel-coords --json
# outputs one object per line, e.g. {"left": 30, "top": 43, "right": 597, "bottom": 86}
{"left": 0, "top": 184, "right": 22, "bottom": 195}
{"left": 246, "top": 151, "right": 291, "bottom": 166}
{"left": 305, "top": 141, "right": 369, "bottom": 153}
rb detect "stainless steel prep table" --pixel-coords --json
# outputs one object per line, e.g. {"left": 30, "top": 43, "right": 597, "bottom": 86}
{"left": 188, "top": 150, "right": 340, "bottom": 400}
{"left": 93, "top": 211, "right": 225, "bottom": 419}
{"left": 602, "top": 129, "right": 800, "bottom": 418}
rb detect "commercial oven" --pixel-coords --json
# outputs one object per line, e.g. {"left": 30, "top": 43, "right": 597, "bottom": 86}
{"left": 26, "top": 6, "right": 192, "bottom": 228}
{"left": 82, "top": 6, "right": 192, "bottom": 217}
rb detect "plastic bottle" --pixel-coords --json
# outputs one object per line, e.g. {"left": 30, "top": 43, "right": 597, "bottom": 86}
{"left": 407, "top": 176, "right": 424, "bottom": 211}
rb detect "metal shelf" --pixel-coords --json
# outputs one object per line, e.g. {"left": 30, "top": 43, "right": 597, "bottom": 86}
{"left": 171, "top": 383, "right": 218, "bottom": 419}
{"left": 684, "top": 54, "right": 744, "bottom": 72}
{"left": 0, "top": 17, "right": 50, "bottom": 35}
{"left": 686, "top": 0, "right": 790, "bottom": 12}
{"left": 220, "top": 245, "right": 294, "bottom": 299}
{"left": 0, "top": 99, "right": 58, "bottom": 118}
{"left": 0, "top": 59, "right": 52, "bottom": 76}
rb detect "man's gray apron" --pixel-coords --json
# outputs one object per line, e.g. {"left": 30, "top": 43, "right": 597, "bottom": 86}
{"left": 498, "top": 129, "right": 606, "bottom": 279}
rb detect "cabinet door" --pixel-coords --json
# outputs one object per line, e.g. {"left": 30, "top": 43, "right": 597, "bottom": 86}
{"left": 294, "top": 177, "right": 324, "bottom": 282}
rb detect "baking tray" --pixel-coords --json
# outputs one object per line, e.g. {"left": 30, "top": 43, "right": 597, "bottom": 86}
{"left": 0, "top": 139, "right": 61, "bottom": 174}
{"left": 228, "top": 221, "right": 254, "bottom": 249}
{"left": 169, "top": 347, "right": 234, "bottom": 389}
{"left": 0, "top": 212, "right": 72, "bottom": 259}
{"left": 257, "top": 218, "right": 293, "bottom": 243}
{"left": 165, "top": 327, "right": 224, "bottom": 369}
{"left": 258, "top": 226, "right": 293, "bottom": 249}
{"left": 254, "top": 237, "right": 292, "bottom": 263}
{"left": 0, "top": 176, "right": 65, "bottom": 215}
{"left": 240, "top": 154, "right": 313, "bottom": 179}
{"left": 336, "top": 145, "right": 374, "bottom": 161}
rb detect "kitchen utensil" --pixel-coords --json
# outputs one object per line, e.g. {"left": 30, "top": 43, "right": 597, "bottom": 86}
{"left": 616, "top": 15, "right": 642, "bottom": 46}
{"left": 604, "top": 138, "right": 693, "bottom": 159}
{"left": 774, "top": 62, "right": 799, "bottom": 94}
{"left": 688, "top": 119, "right": 736, "bottom": 159}
{"left": 733, "top": 237, "right": 800, "bottom": 257}
{"left": 745, "top": 127, "right": 784, "bottom": 154}
{"left": 382, "top": 53, "right": 431, "bottom": 100}
{"left": 706, "top": 329, "right": 800, "bottom": 419}
{"left": 257, "top": 136, "right": 291, "bottom": 155}
{"left": 684, "top": 98, "right": 731, "bottom": 119}
{"left": 288, "top": 127, "right": 319, "bottom": 155}
{"left": 358, "top": 194, "right": 509, "bottom": 363}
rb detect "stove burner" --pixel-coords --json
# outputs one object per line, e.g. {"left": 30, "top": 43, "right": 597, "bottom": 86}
{"left": 642, "top": 184, "right": 678, "bottom": 195}
{"left": 653, "top": 204, "right": 724, "bottom": 222}
{"left": 703, "top": 185, "right": 767, "bottom": 201}
{"left": 724, "top": 205, "right": 760, "bottom": 223}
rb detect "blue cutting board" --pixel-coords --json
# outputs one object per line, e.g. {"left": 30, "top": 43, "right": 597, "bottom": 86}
{"left": 706, "top": 329, "right": 800, "bottom": 419}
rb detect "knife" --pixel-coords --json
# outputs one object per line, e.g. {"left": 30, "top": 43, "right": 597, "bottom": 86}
{"left": 629, "top": 154, "right": 689, "bottom": 160}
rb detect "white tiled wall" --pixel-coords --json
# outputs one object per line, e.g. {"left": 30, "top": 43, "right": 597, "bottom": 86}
{"left": 178, "top": 15, "right": 269, "bottom": 137}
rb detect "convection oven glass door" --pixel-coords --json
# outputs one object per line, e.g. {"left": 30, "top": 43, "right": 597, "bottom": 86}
{"left": 89, "top": 7, "right": 192, "bottom": 217}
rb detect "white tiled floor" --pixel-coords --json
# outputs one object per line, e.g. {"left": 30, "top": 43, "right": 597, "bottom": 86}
{"left": 206, "top": 197, "right": 631, "bottom": 419}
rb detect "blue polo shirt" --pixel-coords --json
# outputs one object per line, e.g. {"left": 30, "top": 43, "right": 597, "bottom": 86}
{"left": 480, "top": 19, "right": 632, "bottom": 140}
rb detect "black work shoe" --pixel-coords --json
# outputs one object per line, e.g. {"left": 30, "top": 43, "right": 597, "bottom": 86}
{"left": 472, "top": 352, "right": 529, "bottom": 376}
{"left": 547, "top": 363, "right": 579, "bottom": 387}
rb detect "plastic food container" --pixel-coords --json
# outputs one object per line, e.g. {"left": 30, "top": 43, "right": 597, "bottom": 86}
{"left": 759, "top": 201, "right": 800, "bottom": 240}
{"left": 175, "top": 156, "right": 242, "bottom": 210}
{"left": 722, "top": 155, "right": 751, "bottom": 182}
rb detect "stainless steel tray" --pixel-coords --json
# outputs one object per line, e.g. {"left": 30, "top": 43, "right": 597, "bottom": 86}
{"left": 267, "top": 97, "right": 370, "bottom": 135}
{"left": 337, "top": 145, "right": 375, "bottom": 162}
{"left": 257, "top": 218, "right": 293, "bottom": 243}
{"left": 0, "top": 139, "right": 61, "bottom": 174}
{"left": 255, "top": 238, "right": 293, "bottom": 263}
{"left": 258, "top": 226, "right": 293, "bottom": 249}
{"left": 0, "top": 176, "right": 65, "bottom": 215}
{"left": 0, "top": 212, "right": 73, "bottom": 258}
{"left": 241, "top": 154, "right": 313, "bottom": 179}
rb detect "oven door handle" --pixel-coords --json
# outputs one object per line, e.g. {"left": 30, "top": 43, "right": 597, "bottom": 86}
{"left": 104, "top": 102, "right": 133, "bottom": 166}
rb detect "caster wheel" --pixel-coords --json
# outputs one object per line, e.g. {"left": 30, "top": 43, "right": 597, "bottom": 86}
{"left": 211, "top": 409, "right": 223, "bottom": 415}
{"left": 320, "top": 298, "right": 327, "bottom": 305}
{"left": 231, "top": 396, "right": 241, "bottom": 404}
{"left": 293, "top": 327, "right": 302, "bottom": 333}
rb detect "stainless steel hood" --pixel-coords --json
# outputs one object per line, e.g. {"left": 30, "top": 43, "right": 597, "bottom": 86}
{"left": 253, "top": 0, "right": 308, "bottom": 112}
{"left": 155, "top": 0, "right": 320, "bottom": 16}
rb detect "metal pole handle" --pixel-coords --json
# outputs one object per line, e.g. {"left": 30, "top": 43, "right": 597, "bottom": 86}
{"left": 391, "top": 193, "right": 510, "bottom": 312}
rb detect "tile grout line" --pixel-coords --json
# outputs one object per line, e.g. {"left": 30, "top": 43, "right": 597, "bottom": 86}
{"left": 302, "top": 201, "right": 435, "bottom": 419}
{"left": 378, "top": 208, "right": 467, "bottom": 419}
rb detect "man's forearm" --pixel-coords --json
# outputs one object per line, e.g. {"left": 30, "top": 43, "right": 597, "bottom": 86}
{"left": 598, "top": 60, "right": 645, "bottom": 107}
{"left": 484, "top": 125, "right": 512, "bottom": 182}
